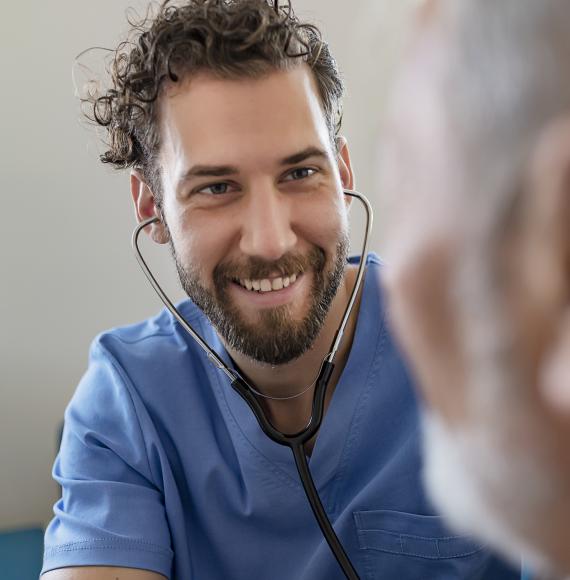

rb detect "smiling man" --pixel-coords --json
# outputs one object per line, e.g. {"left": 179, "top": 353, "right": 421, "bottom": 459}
{"left": 41, "top": 1, "right": 520, "bottom": 579}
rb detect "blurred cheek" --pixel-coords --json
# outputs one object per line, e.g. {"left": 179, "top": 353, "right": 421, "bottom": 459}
{"left": 380, "top": 129, "right": 468, "bottom": 420}
{"left": 380, "top": 138, "right": 461, "bottom": 273}
{"left": 385, "top": 237, "right": 469, "bottom": 424}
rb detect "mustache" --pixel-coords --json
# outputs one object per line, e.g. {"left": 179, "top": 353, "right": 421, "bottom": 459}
{"left": 213, "top": 248, "right": 325, "bottom": 283}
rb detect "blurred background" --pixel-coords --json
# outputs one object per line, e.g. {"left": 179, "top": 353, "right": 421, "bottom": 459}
{"left": 0, "top": 0, "right": 418, "bottom": 575}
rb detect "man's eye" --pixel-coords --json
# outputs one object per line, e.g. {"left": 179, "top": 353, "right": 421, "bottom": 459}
{"left": 284, "top": 167, "right": 317, "bottom": 181}
{"left": 197, "top": 183, "right": 231, "bottom": 195}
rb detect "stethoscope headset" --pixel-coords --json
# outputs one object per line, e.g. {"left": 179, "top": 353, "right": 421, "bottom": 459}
{"left": 132, "top": 189, "right": 373, "bottom": 579}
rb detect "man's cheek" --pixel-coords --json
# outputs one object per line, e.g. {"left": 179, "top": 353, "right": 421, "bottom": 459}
{"left": 386, "top": 244, "right": 469, "bottom": 424}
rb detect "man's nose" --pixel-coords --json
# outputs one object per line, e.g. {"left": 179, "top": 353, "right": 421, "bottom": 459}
{"left": 239, "top": 187, "right": 297, "bottom": 261}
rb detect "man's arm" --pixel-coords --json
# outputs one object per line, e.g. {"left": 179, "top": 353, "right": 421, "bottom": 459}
{"left": 42, "top": 566, "right": 167, "bottom": 579}
{"left": 43, "top": 341, "right": 174, "bottom": 576}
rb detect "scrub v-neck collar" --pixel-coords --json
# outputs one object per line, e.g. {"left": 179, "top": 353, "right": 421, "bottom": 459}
{"left": 201, "top": 254, "right": 385, "bottom": 490}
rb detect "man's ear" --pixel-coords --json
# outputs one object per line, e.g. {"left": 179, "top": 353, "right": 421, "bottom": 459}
{"left": 524, "top": 116, "right": 570, "bottom": 411}
{"left": 130, "top": 170, "right": 170, "bottom": 244}
{"left": 336, "top": 136, "right": 355, "bottom": 204}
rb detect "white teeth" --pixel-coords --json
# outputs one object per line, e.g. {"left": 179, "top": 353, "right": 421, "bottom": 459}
{"left": 239, "top": 273, "right": 299, "bottom": 292}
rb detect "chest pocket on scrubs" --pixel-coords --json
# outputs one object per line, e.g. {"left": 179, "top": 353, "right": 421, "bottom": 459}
{"left": 353, "top": 509, "right": 489, "bottom": 580}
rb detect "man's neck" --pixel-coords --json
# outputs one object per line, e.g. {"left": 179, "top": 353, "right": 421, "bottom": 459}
{"left": 225, "top": 265, "right": 362, "bottom": 438}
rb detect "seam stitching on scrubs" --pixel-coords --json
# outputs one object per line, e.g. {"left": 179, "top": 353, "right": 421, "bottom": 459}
{"left": 106, "top": 331, "right": 175, "bottom": 345}
{"left": 356, "top": 543, "right": 484, "bottom": 559}
{"left": 43, "top": 537, "right": 173, "bottom": 558}
{"left": 97, "top": 299, "right": 203, "bottom": 346}
{"left": 354, "top": 527, "right": 485, "bottom": 559}
{"left": 360, "top": 529, "right": 471, "bottom": 541}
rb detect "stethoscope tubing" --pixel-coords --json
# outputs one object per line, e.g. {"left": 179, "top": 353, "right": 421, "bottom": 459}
{"left": 132, "top": 189, "right": 373, "bottom": 579}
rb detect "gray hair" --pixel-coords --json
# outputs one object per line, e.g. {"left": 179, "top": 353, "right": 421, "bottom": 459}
{"left": 442, "top": 0, "right": 570, "bottom": 407}
{"left": 442, "top": 0, "right": 570, "bottom": 233}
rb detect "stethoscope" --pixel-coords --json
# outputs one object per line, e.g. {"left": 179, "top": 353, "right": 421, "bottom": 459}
{"left": 132, "top": 189, "right": 373, "bottom": 580}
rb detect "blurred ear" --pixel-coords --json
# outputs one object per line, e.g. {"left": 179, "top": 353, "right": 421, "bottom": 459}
{"left": 525, "top": 116, "right": 570, "bottom": 410}
{"left": 130, "top": 170, "right": 170, "bottom": 244}
{"left": 336, "top": 136, "right": 355, "bottom": 204}
{"left": 416, "top": 0, "right": 440, "bottom": 26}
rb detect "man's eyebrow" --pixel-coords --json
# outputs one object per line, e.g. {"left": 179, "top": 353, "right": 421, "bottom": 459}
{"left": 280, "top": 146, "right": 329, "bottom": 165}
{"left": 178, "top": 146, "right": 329, "bottom": 184}
{"left": 180, "top": 165, "right": 239, "bottom": 181}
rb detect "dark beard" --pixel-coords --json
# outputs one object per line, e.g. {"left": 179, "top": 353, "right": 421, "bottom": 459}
{"left": 171, "top": 237, "right": 350, "bottom": 365}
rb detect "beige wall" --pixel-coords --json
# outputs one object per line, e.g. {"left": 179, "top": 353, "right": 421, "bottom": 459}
{"left": 0, "top": 0, "right": 418, "bottom": 530}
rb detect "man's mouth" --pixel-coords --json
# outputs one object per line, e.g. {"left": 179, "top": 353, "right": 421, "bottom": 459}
{"left": 234, "top": 273, "right": 299, "bottom": 293}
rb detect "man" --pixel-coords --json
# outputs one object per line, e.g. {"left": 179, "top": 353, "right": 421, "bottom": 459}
{"left": 381, "top": 0, "right": 570, "bottom": 577}
{"left": 42, "top": 1, "right": 519, "bottom": 578}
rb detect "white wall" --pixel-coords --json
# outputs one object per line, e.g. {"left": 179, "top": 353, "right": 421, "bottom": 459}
{"left": 0, "top": 0, "right": 417, "bottom": 530}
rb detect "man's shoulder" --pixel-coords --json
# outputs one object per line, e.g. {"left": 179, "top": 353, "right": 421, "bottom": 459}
{"left": 89, "top": 299, "right": 210, "bottom": 373}
{"left": 348, "top": 251, "right": 384, "bottom": 269}
{"left": 95, "top": 299, "right": 200, "bottom": 349}
{"left": 74, "top": 299, "right": 216, "bottom": 414}
{"left": 347, "top": 251, "right": 384, "bottom": 303}
{"left": 351, "top": 251, "right": 386, "bottom": 314}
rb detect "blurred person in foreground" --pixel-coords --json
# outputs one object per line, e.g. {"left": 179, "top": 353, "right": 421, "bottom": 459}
{"left": 381, "top": 0, "right": 570, "bottom": 576}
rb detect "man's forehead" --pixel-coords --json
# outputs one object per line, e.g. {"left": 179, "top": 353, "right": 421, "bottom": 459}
{"left": 159, "top": 65, "right": 326, "bottom": 130}
{"left": 156, "top": 66, "right": 334, "bottom": 177}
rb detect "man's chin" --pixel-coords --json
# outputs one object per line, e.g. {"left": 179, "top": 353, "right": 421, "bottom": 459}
{"left": 421, "top": 411, "right": 554, "bottom": 575}
{"left": 212, "top": 309, "right": 315, "bottom": 365}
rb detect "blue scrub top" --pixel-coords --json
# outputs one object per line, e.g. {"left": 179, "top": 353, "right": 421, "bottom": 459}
{"left": 43, "top": 254, "right": 520, "bottom": 579}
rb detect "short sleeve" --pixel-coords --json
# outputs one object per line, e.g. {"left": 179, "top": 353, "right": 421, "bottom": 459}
{"left": 42, "top": 338, "right": 173, "bottom": 578}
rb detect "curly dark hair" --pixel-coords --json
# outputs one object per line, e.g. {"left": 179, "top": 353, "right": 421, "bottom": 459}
{"left": 84, "top": 0, "right": 344, "bottom": 199}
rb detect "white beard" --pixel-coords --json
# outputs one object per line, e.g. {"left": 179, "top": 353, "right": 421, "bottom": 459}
{"left": 422, "top": 410, "right": 564, "bottom": 577}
